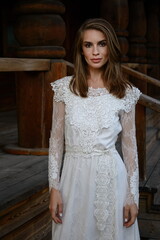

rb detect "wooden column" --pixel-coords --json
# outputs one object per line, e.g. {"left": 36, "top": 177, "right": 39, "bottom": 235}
{"left": 13, "top": 0, "right": 66, "bottom": 58}
{"left": 128, "top": 0, "right": 147, "bottom": 63}
{"left": 5, "top": 0, "right": 67, "bottom": 155}
{"left": 145, "top": 0, "right": 160, "bottom": 96}
{"left": 100, "top": 0, "right": 129, "bottom": 62}
{"left": 14, "top": 61, "right": 67, "bottom": 153}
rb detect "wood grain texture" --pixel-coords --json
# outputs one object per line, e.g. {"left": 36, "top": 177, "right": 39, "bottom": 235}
{"left": 139, "top": 94, "right": 160, "bottom": 113}
{"left": 0, "top": 188, "right": 51, "bottom": 240}
{"left": 0, "top": 58, "right": 50, "bottom": 72}
{"left": 0, "top": 112, "right": 51, "bottom": 239}
{"left": 122, "top": 64, "right": 160, "bottom": 87}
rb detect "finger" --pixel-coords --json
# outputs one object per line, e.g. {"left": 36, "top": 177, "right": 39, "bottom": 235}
{"left": 125, "top": 216, "right": 136, "bottom": 228}
{"left": 52, "top": 211, "right": 62, "bottom": 224}
{"left": 58, "top": 203, "right": 63, "bottom": 216}
{"left": 49, "top": 206, "right": 61, "bottom": 224}
{"left": 56, "top": 204, "right": 63, "bottom": 223}
{"left": 53, "top": 215, "right": 62, "bottom": 224}
{"left": 125, "top": 206, "right": 138, "bottom": 228}
{"left": 123, "top": 205, "right": 130, "bottom": 226}
{"left": 126, "top": 209, "right": 138, "bottom": 227}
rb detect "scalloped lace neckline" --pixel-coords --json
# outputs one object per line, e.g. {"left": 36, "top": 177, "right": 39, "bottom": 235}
{"left": 88, "top": 86, "right": 108, "bottom": 97}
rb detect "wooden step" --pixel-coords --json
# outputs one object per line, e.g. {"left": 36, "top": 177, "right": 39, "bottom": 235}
{"left": 138, "top": 188, "right": 160, "bottom": 239}
{"left": 0, "top": 187, "right": 52, "bottom": 240}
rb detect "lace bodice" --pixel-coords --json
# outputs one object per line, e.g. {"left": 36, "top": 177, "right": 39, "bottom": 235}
{"left": 48, "top": 76, "right": 141, "bottom": 207}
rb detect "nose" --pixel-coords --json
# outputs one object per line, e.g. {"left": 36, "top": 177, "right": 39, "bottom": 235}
{"left": 92, "top": 45, "right": 99, "bottom": 55}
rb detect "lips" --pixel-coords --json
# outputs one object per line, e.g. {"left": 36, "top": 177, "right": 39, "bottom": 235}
{"left": 91, "top": 58, "right": 102, "bottom": 63}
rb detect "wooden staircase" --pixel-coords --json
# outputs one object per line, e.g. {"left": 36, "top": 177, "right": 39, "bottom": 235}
{"left": 138, "top": 108, "right": 160, "bottom": 240}
{"left": 139, "top": 188, "right": 160, "bottom": 240}
{"left": 122, "top": 65, "right": 160, "bottom": 239}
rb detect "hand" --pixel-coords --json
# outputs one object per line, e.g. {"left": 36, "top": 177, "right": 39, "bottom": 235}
{"left": 123, "top": 203, "right": 138, "bottom": 228}
{"left": 49, "top": 188, "right": 63, "bottom": 224}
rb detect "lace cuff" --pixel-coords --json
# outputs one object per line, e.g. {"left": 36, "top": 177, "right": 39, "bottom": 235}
{"left": 48, "top": 99, "right": 65, "bottom": 190}
{"left": 120, "top": 106, "right": 139, "bottom": 207}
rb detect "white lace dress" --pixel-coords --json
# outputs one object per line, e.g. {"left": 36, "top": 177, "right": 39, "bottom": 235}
{"left": 48, "top": 76, "right": 141, "bottom": 240}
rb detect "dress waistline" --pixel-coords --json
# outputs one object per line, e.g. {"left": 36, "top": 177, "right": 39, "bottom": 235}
{"left": 65, "top": 146, "right": 116, "bottom": 156}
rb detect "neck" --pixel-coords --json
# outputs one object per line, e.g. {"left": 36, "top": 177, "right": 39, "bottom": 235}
{"left": 87, "top": 71, "right": 104, "bottom": 88}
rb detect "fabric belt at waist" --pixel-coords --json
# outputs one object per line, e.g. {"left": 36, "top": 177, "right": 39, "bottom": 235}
{"left": 65, "top": 146, "right": 116, "bottom": 156}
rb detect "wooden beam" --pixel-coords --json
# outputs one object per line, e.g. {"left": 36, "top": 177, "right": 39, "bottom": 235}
{"left": 139, "top": 94, "right": 160, "bottom": 113}
{"left": 122, "top": 65, "right": 160, "bottom": 87}
{"left": 0, "top": 58, "right": 51, "bottom": 72}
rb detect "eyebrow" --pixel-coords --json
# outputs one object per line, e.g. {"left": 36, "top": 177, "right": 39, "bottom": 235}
{"left": 83, "top": 39, "right": 107, "bottom": 43}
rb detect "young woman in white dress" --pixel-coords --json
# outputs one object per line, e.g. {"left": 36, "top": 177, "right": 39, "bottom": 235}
{"left": 48, "top": 18, "right": 141, "bottom": 240}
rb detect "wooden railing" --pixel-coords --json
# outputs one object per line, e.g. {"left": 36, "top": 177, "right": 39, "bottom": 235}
{"left": 122, "top": 65, "right": 160, "bottom": 88}
{"left": 0, "top": 58, "right": 51, "bottom": 72}
{"left": 122, "top": 65, "right": 160, "bottom": 113}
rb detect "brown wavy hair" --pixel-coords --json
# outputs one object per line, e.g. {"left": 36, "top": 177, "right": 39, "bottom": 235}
{"left": 69, "top": 18, "right": 131, "bottom": 98}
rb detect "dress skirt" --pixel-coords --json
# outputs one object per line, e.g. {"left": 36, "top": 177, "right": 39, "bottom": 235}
{"left": 52, "top": 149, "right": 140, "bottom": 240}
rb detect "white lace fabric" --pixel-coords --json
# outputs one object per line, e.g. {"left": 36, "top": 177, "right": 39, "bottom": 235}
{"left": 48, "top": 76, "right": 141, "bottom": 239}
{"left": 120, "top": 106, "right": 139, "bottom": 206}
{"left": 48, "top": 99, "right": 65, "bottom": 190}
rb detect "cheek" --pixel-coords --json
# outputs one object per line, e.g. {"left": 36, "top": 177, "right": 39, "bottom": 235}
{"left": 103, "top": 49, "right": 109, "bottom": 61}
{"left": 84, "top": 56, "right": 90, "bottom": 65}
{"left": 82, "top": 50, "right": 90, "bottom": 61}
{"left": 103, "top": 48, "right": 108, "bottom": 56}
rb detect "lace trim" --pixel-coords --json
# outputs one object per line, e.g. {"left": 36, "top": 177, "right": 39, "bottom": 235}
{"left": 123, "top": 87, "right": 141, "bottom": 113}
{"left": 51, "top": 76, "right": 72, "bottom": 102}
{"left": 88, "top": 87, "right": 108, "bottom": 97}
{"left": 94, "top": 150, "right": 117, "bottom": 240}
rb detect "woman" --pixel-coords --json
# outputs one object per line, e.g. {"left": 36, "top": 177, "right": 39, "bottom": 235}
{"left": 49, "top": 18, "right": 141, "bottom": 240}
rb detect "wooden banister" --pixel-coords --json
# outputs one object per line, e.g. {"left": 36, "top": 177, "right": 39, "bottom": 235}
{"left": 122, "top": 65, "right": 160, "bottom": 88}
{"left": 0, "top": 58, "right": 51, "bottom": 72}
{"left": 139, "top": 94, "right": 160, "bottom": 112}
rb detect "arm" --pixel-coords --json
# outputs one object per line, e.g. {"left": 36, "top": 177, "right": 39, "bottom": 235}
{"left": 120, "top": 106, "right": 139, "bottom": 227}
{"left": 48, "top": 99, "right": 65, "bottom": 223}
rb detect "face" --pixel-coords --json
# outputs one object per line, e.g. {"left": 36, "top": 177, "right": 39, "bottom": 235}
{"left": 82, "top": 29, "right": 109, "bottom": 70}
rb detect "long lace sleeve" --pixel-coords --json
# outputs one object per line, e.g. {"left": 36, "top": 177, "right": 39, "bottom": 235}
{"left": 120, "top": 105, "right": 139, "bottom": 207}
{"left": 48, "top": 98, "right": 65, "bottom": 191}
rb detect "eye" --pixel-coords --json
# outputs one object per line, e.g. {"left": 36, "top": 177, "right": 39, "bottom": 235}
{"left": 83, "top": 42, "right": 92, "bottom": 48}
{"left": 99, "top": 40, "right": 107, "bottom": 47}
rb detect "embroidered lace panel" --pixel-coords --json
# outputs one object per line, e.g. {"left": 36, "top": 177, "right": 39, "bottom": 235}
{"left": 94, "top": 151, "right": 116, "bottom": 240}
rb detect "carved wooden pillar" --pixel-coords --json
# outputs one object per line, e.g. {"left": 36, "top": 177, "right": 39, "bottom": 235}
{"left": 128, "top": 0, "right": 147, "bottom": 63}
{"left": 145, "top": 0, "right": 160, "bottom": 96}
{"left": 13, "top": 0, "right": 66, "bottom": 58}
{"left": 100, "top": 0, "right": 129, "bottom": 62}
{"left": 5, "top": 0, "right": 67, "bottom": 155}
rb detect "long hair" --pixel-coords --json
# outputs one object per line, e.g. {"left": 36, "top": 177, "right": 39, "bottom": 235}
{"left": 69, "top": 18, "right": 131, "bottom": 98}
